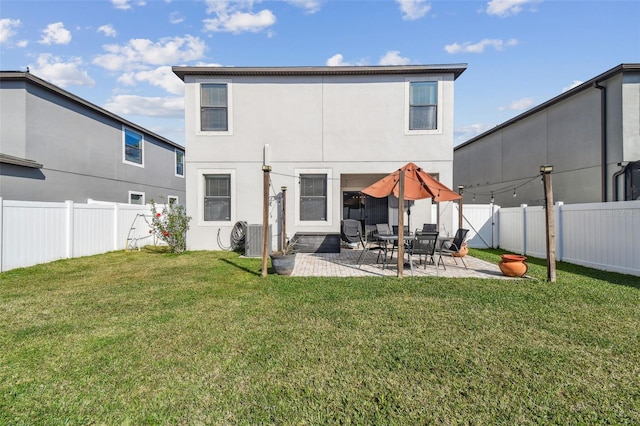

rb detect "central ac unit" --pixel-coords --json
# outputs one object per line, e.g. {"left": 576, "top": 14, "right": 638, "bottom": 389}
{"left": 245, "top": 224, "right": 271, "bottom": 257}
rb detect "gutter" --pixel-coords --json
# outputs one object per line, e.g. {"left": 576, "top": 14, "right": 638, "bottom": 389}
{"left": 593, "top": 81, "right": 607, "bottom": 202}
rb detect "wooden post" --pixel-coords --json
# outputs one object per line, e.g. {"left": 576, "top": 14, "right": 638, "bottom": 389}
{"left": 458, "top": 185, "right": 464, "bottom": 230}
{"left": 281, "top": 186, "right": 287, "bottom": 251}
{"left": 397, "top": 169, "right": 405, "bottom": 278}
{"left": 262, "top": 165, "right": 271, "bottom": 277}
{"left": 540, "top": 165, "right": 556, "bottom": 282}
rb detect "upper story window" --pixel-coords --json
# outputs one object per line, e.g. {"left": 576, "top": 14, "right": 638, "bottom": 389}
{"left": 204, "top": 174, "right": 231, "bottom": 221}
{"left": 123, "top": 128, "right": 144, "bottom": 166}
{"left": 176, "top": 149, "right": 184, "bottom": 177}
{"left": 405, "top": 78, "right": 442, "bottom": 135}
{"left": 409, "top": 81, "right": 437, "bottom": 130}
{"left": 201, "top": 83, "right": 228, "bottom": 131}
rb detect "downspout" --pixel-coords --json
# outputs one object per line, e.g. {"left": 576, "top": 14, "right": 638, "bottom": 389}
{"left": 612, "top": 163, "right": 627, "bottom": 201}
{"left": 594, "top": 81, "right": 607, "bottom": 202}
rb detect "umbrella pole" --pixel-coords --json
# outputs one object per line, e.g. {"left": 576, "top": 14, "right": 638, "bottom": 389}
{"left": 397, "top": 169, "right": 405, "bottom": 278}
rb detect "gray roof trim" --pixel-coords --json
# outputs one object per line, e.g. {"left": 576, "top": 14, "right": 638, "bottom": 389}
{"left": 0, "top": 153, "right": 43, "bottom": 169}
{"left": 172, "top": 64, "right": 468, "bottom": 81}
{"left": 0, "top": 71, "right": 184, "bottom": 150}
{"left": 455, "top": 63, "right": 640, "bottom": 151}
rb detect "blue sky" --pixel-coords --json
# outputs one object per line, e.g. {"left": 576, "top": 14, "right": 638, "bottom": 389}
{"left": 1, "top": 0, "right": 638, "bottom": 146}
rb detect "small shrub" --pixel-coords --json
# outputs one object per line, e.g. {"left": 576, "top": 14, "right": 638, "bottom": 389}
{"left": 150, "top": 200, "right": 192, "bottom": 254}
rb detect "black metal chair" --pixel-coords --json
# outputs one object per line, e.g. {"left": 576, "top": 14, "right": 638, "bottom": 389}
{"left": 422, "top": 223, "right": 437, "bottom": 232}
{"left": 342, "top": 220, "right": 385, "bottom": 267}
{"left": 437, "top": 228, "right": 469, "bottom": 269}
{"left": 407, "top": 231, "right": 440, "bottom": 276}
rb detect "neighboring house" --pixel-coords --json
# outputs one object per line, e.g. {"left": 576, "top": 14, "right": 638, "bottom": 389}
{"left": 172, "top": 64, "right": 467, "bottom": 251}
{"left": 454, "top": 63, "right": 640, "bottom": 208}
{"left": 0, "top": 71, "right": 185, "bottom": 205}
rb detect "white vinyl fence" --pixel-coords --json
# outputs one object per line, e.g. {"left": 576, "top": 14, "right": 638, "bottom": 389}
{"left": 0, "top": 198, "right": 161, "bottom": 272}
{"left": 498, "top": 200, "right": 640, "bottom": 277}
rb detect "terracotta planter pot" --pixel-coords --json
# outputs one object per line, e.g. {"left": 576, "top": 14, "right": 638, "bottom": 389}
{"left": 452, "top": 244, "right": 468, "bottom": 257}
{"left": 499, "top": 254, "right": 528, "bottom": 277}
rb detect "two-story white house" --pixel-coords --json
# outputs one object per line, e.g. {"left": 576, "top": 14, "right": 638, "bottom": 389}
{"left": 172, "top": 64, "right": 466, "bottom": 252}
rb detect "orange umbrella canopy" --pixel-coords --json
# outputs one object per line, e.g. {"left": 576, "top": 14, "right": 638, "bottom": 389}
{"left": 362, "top": 162, "right": 461, "bottom": 202}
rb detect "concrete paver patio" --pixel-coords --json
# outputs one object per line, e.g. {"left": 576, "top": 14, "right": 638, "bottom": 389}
{"left": 291, "top": 248, "right": 515, "bottom": 278}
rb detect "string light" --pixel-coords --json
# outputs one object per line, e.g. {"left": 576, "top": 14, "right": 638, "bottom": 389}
{"left": 513, "top": 188, "right": 517, "bottom": 198}
{"left": 490, "top": 192, "right": 494, "bottom": 203}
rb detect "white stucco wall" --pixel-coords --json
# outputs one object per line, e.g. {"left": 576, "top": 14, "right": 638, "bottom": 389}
{"left": 183, "top": 71, "right": 459, "bottom": 250}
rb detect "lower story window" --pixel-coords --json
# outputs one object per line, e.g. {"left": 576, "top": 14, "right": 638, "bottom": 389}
{"left": 300, "top": 174, "right": 327, "bottom": 221}
{"left": 129, "top": 191, "right": 145, "bottom": 205}
{"left": 204, "top": 174, "right": 231, "bottom": 221}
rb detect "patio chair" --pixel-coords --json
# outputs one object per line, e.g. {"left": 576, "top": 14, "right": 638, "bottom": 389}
{"left": 437, "top": 228, "right": 469, "bottom": 269}
{"left": 408, "top": 231, "right": 440, "bottom": 276}
{"left": 376, "top": 223, "right": 397, "bottom": 260}
{"left": 341, "top": 219, "right": 365, "bottom": 248}
{"left": 422, "top": 223, "right": 437, "bottom": 232}
{"left": 342, "top": 220, "right": 384, "bottom": 267}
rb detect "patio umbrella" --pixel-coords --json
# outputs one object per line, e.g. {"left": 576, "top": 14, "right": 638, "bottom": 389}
{"left": 361, "top": 162, "right": 462, "bottom": 202}
{"left": 361, "top": 162, "right": 461, "bottom": 277}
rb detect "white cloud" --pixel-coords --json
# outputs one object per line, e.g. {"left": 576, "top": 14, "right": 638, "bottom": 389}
{"left": 111, "top": 0, "right": 146, "bottom": 10}
{"left": 396, "top": 0, "right": 431, "bottom": 20}
{"left": 169, "top": 12, "right": 184, "bottom": 24}
{"left": 455, "top": 123, "right": 495, "bottom": 144}
{"left": 326, "top": 53, "right": 351, "bottom": 66}
{"left": 379, "top": 50, "right": 410, "bottom": 65}
{"left": 93, "top": 35, "right": 207, "bottom": 71}
{"left": 104, "top": 94, "right": 184, "bottom": 118}
{"left": 204, "top": 9, "right": 276, "bottom": 33}
{"left": 203, "top": 0, "right": 276, "bottom": 34}
{"left": 28, "top": 54, "right": 95, "bottom": 88}
{"left": 117, "top": 66, "right": 184, "bottom": 95}
{"left": 0, "top": 18, "right": 21, "bottom": 44}
{"left": 98, "top": 24, "right": 117, "bottom": 37}
{"left": 486, "top": 0, "right": 540, "bottom": 17}
{"left": 562, "top": 80, "right": 583, "bottom": 92}
{"left": 284, "top": 0, "right": 324, "bottom": 14}
{"left": 17, "top": 40, "right": 28, "bottom": 47}
{"left": 499, "top": 97, "right": 535, "bottom": 111}
{"left": 444, "top": 38, "right": 517, "bottom": 54}
{"left": 39, "top": 22, "right": 72, "bottom": 45}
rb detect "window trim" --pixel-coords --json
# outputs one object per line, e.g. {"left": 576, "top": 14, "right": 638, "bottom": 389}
{"left": 196, "top": 79, "right": 233, "bottom": 136}
{"left": 197, "top": 168, "right": 236, "bottom": 226}
{"left": 294, "top": 168, "right": 333, "bottom": 227}
{"left": 405, "top": 77, "right": 443, "bottom": 135}
{"left": 175, "top": 149, "right": 185, "bottom": 177}
{"left": 122, "top": 127, "right": 145, "bottom": 167}
{"left": 128, "top": 190, "right": 145, "bottom": 205}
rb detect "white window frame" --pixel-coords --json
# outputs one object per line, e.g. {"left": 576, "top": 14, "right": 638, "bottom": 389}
{"left": 196, "top": 78, "right": 233, "bottom": 136}
{"left": 294, "top": 168, "right": 333, "bottom": 227}
{"left": 175, "top": 149, "right": 185, "bottom": 177}
{"left": 128, "top": 191, "right": 145, "bottom": 205}
{"left": 405, "top": 77, "right": 443, "bottom": 135}
{"left": 197, "top": 168, "right": 236, "bottom": 226}
{"left": 122, "top": 127, "right": 145, "bottom": 167}
{"left": 167, "top": 195, "right": 179, "bottom": 205}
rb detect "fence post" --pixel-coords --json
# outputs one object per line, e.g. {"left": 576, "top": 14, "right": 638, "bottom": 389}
{"left": 555, "top": 201, "right": 564, "bottom": 261}
{"left": 520, "top": 204, "right": 528, "bottom": 255}
{"left": 114, "top": 203, "right": 120, "bottom": 251}
{"left": 0, "top": 197, "right": 3, "bottom": 273}
{"left": 66, "top": 200, "right": 74, "bottom": 259}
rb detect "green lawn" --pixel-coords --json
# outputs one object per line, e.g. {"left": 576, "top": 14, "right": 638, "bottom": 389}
{"left": 1, "top": 248, "right": 639, "bottom": 424}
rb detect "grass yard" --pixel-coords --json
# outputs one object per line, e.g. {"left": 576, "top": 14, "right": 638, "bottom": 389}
{"left": 1, "top": 248, "right": 639, "bottom": 424}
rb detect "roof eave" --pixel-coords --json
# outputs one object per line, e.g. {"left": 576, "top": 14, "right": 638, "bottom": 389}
{"left": 172, "top": 64, "right": 468, "bottom": 81}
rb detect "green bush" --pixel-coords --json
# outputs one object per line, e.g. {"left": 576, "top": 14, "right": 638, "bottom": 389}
{"left": 149, "top": 200, "right": 192, "bottom": 253}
